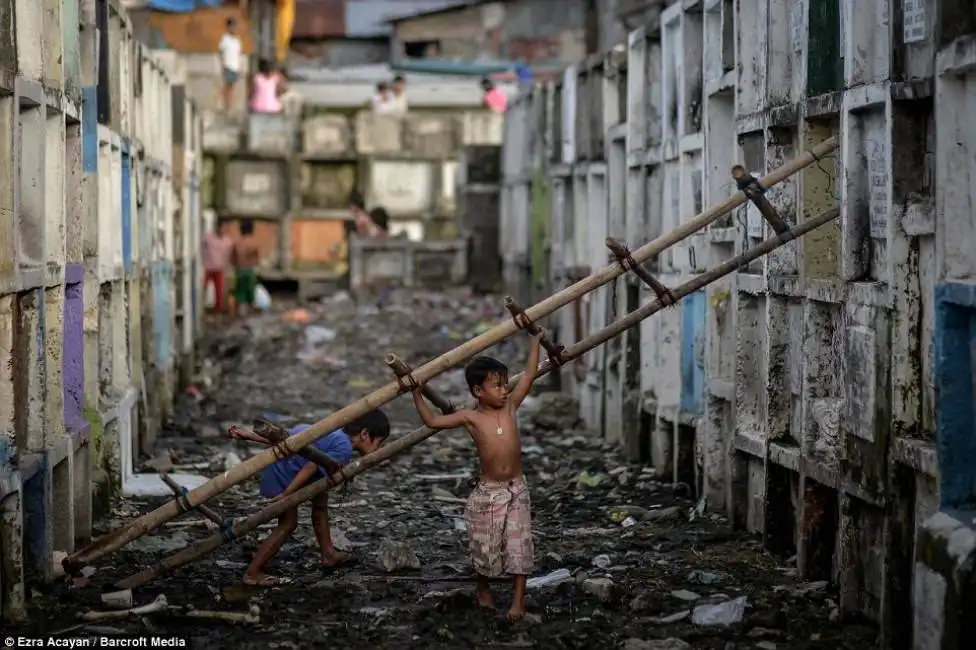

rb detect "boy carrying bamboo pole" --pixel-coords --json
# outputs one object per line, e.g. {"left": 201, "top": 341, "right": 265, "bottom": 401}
{"left": 411, "top": 331, "right": 543, "bottom": 619}
{"left": 228, "top": 410, "right": 390, "bottom": 586}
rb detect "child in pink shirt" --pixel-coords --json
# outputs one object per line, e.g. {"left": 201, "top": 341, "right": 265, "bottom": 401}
{"left": 481, "top": 78, "right": 507, "bottom": 114}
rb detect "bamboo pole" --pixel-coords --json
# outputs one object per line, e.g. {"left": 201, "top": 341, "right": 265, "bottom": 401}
{"left": 248, "top": 420, "right": 343, "bottom": 473}
{"left": 503, "top": 297, "right": 566, "bottom": 364}
{"left": 386, "top": 354, "right": 455, "bottom": 413}
{"left": 731, "top": 165, "right": 790, "bottom": 234}
{"left": 68, "top": 137, "right": 838, "bottom": 572}
{"left": 114, "top": 206, "right": 840, "bottom": 589}
{"left": 158, "top": 473, "right": 226, "bottom": 527}
{"left": 605, "top": 238, "right": 677, "bottom": 306}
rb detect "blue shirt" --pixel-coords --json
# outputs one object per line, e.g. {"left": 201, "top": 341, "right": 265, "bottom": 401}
{"left": 258, "top": 425, "right": 353, "bottom": 498}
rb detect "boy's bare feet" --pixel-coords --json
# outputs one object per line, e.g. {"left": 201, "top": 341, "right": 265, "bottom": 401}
{"left": 322, "top": 550, "right": 356, "bottom": 567}
{"left": 242, "top": 571, "right": 292, "bottom": 587}
{"left": 508, "top": 602, "right": 526, "bottom": 619}
{"left": 476, "top": 582, "right": 495, "bottom": 610}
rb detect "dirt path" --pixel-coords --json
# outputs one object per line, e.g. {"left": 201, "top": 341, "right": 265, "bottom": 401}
{"left": 10, "top": 290, "right": 877, "bottom": 649}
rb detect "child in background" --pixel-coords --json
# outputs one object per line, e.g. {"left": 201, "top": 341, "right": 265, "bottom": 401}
{"left": 250, "top": 58, "right": 287, "bottom": 114}
{"left": 481, "top": 77, "right": 508, "bottom": 114}
{"left": 368, "top": 207, "right": 390, "bottom": 238}
{"left": 202, "top": 220, "right": 232, "bottom": 316}
{"left": 389, "top": 75, "right": 409, "bottom": 115}
{"left": 231, "top": 218, "right": 260, "bottom": 317}
{"left": 218, "top": 18, "right": 242, "bottom": 111}
{"left": 229, "top": 410, "right": 391, "bottom": 586}
{"left": 411, "top": 332, "right": 543, "bottom": 619}
{"left": 371, "top": 82, "right": 393, "bottom": 113}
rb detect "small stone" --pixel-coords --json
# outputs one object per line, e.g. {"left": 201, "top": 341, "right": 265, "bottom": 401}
{"left": 581, "top": 577, "right": 615, "bottom": 602}
{"left": 670, "top": 589, "right": 700, "bottom": 601}
{"left": 688, "top": 570, "right": 726, "bottom": 586}
{"left": 592, "top": 554, "right": 611, "bottom": 569}
{"left": 653, "top": 609, "right": 691, "bottom": 624}
{"left": 376, "top": 540, "right": 421, "bottom": 572}
{"left": 756, "top": 642, "right": 777, "bottom": 650}
{"left": 646, "top": 506, "right": 683, "bottom": 521}
{"left": 622, "top": 639, "right": 692, "bottom": 650}
{"left": 748, "top": 628, "right": 780, "bottom": 638}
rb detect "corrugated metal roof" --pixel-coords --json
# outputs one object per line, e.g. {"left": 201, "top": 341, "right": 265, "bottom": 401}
{"left": 384, "top": 0, "right": 485, "bottom": 24}
{"left": 346, "top": 0, "right": 464, "bottom": 36}
{"left": 293, "top": 0, "right": 346, "bottom": 40}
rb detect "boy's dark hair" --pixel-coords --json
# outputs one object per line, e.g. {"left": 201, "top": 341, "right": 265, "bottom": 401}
{"left": 347, "top": 409, "right": 390, "bottom": 441}
{"left": 377, "top": 82, "right": 388, "bottom": 91}
{"left": 393, "top": 75, "right": 405, "bottom": 84}
{"left": 240, "top": 218, "right": 254, "bottom": 236}
{"left": 369, "top": 207, "right": 389, "bottom": 232}
{"left": 465, "top": 356, "right": 509, "bottom": 395}
{"left": 226, "top": 18, "right": 236, "bottom": 28}
{"left": 481, "top": 77, "right": 494, "bottom": 91}
{"left": 258, "top": 58, "right": 273, "bottom": 75}
{"left": 349, "top": 190, "right": 365, "bottom": 211}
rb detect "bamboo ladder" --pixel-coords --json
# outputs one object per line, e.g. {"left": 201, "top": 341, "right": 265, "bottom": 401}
{"left": 65, "top": 137, "right": 840, "bottom": 578}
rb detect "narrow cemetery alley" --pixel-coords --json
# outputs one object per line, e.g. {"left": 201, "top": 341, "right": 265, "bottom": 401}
{"left": 8, "top": 292, "right": 876, "bottom": 649}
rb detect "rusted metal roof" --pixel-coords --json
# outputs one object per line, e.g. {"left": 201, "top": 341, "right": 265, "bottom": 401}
{"left": 293, "top": 0, "right": 347, "bottom": 40}
{"left": 292, "top": 0, "right": 468, "bottom": 39}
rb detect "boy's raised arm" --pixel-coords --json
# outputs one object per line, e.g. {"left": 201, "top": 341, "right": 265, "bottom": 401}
{"left": 412, "top": 386, "right": 471, "bottom": 429}
{"left": 510, "top": 331, "right": 543, "bottom": 408}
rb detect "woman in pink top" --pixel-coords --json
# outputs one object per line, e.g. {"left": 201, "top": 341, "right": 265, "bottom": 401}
{"left": 250, "top": 59, "right": 286, "bottom": 114}
{"left": 481, "top": 78, "right": 507, "bottom": 114}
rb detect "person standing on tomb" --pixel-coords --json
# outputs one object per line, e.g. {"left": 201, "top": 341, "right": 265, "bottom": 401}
{"left": 250, "top": 59, "right": 287, "bottom": 114}
{"left": 219, "top": 18, "right": 243, "bottom": 111}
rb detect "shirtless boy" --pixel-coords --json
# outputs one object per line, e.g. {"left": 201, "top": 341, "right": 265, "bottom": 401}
{"left": 412, "top": 331, "right": 543, "bottom": 619}
{"left": 231, "top": 218, "right": 260, "bottom": 317}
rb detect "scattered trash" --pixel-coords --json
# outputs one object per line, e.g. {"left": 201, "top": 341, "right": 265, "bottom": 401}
{"left": 576, "top": 471, "right": 606, "bottom": 489}
{"left": 283, "top": 309, "right": 310, "bottom": 325}
{"left": 670, "top": 589, "right": 700, "bottom": 601}
{"left": 24, "top": 287, "right": 873, "bottom": 648}
{"left": 592, "top": 554, "right": 611, "bottom": 569}
{"left": 652, "top": 610, "right": 691, "bottom": 624}
{"left": 691, "top": 596, "right": 748, "bottom": 626}
{"left": 185, "top": 604, "right": 261, "bottom": 625}
{"left": 688, "top": 495, "right": 708, "bottom": 521}
{"left": 254, "top": 284, "right": 272, "bottom": 311}
{"left": 526, "top": 569, "right": 573, "bottom": 589}
{"left": 688, "top": 570, "right": 727, "bottom": 586}
{"left": 101, "top": 590, "right": 133, "bottom": 610}
{"left": 623, "top": 639, "right": 692, "bottom": 650}
{"left": 376, "top": 540, "right": 421, "bottom": 572}
{"left": 128, "top": 531, "right": 189, "bottom": 554}
{"left": 305, "top": 325, "right": 337, "bottom": 345}
{"left": 581, "top": 577, "right": 615, "bottom": 602}
{"left": 79, "top": 595, "right": 168, "bottom": 622}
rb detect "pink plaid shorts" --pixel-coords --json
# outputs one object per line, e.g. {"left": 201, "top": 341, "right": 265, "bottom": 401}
{"left": 464, "top": 476, "right": 534, "bottom": 577}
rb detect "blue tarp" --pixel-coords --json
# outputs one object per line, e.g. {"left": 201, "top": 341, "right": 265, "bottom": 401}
{"left": 147, "top": 0, "right": 222, "bottom": 13}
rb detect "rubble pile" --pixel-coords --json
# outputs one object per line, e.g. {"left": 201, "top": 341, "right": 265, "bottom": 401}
{"left": 10, "top": 290, "right": 876, "bottom": 649}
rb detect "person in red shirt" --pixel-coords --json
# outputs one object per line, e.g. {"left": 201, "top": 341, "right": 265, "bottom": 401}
{"left": 202, "top": 221, "right": 233, "bottom": 315}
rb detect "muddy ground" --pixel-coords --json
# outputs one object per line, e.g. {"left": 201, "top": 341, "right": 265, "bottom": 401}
{"left": 11, "top": 290, "right": 877, "bottom": 649}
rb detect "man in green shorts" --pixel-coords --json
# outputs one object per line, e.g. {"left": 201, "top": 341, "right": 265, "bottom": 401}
{"left": 232, "top": 218, "right": 260, "bottom": 317}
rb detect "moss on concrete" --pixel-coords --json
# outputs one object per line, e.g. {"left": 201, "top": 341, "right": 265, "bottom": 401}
{"left": 83, "top": 401, "right": 102, "bottom": 471}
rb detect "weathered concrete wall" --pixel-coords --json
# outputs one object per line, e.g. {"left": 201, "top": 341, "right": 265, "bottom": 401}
{"left": 203, "top": 91, "right": 503, "bottom": 285}
{"left": 502, "top": 0, "right": 976, "bottom": 645}
{"left": 0, "top": 0, "right": 204, "bottom": 623}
